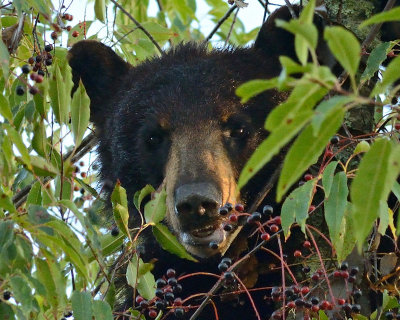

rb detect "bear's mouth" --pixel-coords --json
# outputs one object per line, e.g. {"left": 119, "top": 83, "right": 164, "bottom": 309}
{"left": 182, "top": 224, "right": 226, "bottom": 246}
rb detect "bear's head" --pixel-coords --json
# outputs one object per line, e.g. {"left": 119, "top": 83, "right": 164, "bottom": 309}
{"left": 68, "top": 6, "right": 333, "bottom": 259}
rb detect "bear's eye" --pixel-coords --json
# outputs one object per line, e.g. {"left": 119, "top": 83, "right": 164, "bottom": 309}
{"left": 230, "top": 127, "right": 247, "bottom": 138}
{"left": 146, "top": 134, "right": 163, "bottom": 147}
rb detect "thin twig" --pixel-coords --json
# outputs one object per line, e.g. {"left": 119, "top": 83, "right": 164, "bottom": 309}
{"left": 224, "top": 7, "right": 239, "bottom": 47}
{"left": 204, "top": 5, "right": 238, "bottom": 42}
{"left": 109, "top": 0, "right": 163, "bottom": 55}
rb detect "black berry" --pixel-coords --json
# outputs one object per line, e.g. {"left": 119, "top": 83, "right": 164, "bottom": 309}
{"left": 21, "top": 64, "right": 30, "bottom": 74}
{"left": 111, "top": 226, "right": 119, "bottom": 236}
{"left": 174, "top": 308, "right": 185, "bottom": 318}
{"left": 223, "top": 271, "right": 234, "bottom": 281}
{"left": 45, "top": 44, "right": 53, "bottom": 52}
{"left": 385, "top": 312, "right": 395, "bottom": 320}
{"left": 16, "top": 85, "right": 25, "bottom": 96}
{"left": 155, "top": 300, "right": 166, "bottom": 310}
{"left": 262, "top": 205, "right": 273, "bottom": 215}
{"left": 173, "top": 284, "right": 182, "bottom": 294}
{"left": 38, "top": 69, "right": 45, "bottom": 76}
{"left": 3, "top": 291, "right": 11, "bottom": 300}
{"left": 218, "top": 262, "right": 228, "bottom": 272}
{"left": 330, "top": 136, "right": 340, "bottom": 144}
{"left": 221, "top": 257, "right": 232, "bottom": 266}
{"left": 166, "top": 268, "right": 176, "bottom": 278}
{"left": 156, "top": 278, "right": 166, "bottom": 288}
{"left": 35, "top": 55, "right": 42, "bottom": 63}
{"left": 167, "top": 277, "right": 177, "bottom": 286}
{"left": 340, "top": 262, "right": 348, "bottom": 270}
{"left": 165, "top": 292, "right": 174, "bottom": 301}
{"left": 350, "top": 266, "right": 359, "bottom": 276}
{"left": 311, "top": 297, "right": 319, "bottom": 305}
{"left": 155, "top": 288, "right": 164, "bottom": 298}
{"left": 224, "top": 202, "right": 233, "bottom": 211}
{"left": 353, "top": 289, "right": 362, "bottom": 299}
{"left": 351, "top": 304, "right": 361, "bottom": 313}
{"left": 209, "top": 241, "right": 219, "bottom": 249}
{"left": 219, "top": 207, "right": 228, "bottom": 215}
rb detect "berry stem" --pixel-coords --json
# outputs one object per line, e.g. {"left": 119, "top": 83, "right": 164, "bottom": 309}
{"left": 277, "top": 236, "right": 286, "bottom": 320}
{"left": 233, "top": 273, "right": 261, "bottom": 320}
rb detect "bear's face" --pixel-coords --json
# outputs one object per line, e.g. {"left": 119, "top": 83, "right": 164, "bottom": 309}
{"left": 68, "top": 6, "right": 330, "bottom": 258}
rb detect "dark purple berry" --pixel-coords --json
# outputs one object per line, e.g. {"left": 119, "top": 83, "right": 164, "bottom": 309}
{"left": 353, "top": 289, "right": 362, "bottom": 299}
{"left": 45, "top": 44, "right": 53, "bottom": 52}
{"left": 295, "top": 299, "right": 304, "bottom": 307}
{"left": 223, "top": 271, "right": 234, "bottom": 281}
{"left": 348, "top": 275, "right": 356, "bottom": 283}
{"left": 350, "top": 266, "right": 359, "bottom": 276}
{"left": 247, "top": 212, "right": 261, "bottom": 224}
{"left": 311, "top": 297, "right": 319, "bottom": 305}
{"left": 166, "top": 268, "right": 176, "bottom": 278}
{"left": 3, "top": 291, "right": 11, "bottom": 300}
{"left": 218, "top": 262, "right": 228, "bottom": 272}
{"left": 155, "top": 300, "right": 166, "bottom": 310}
{"left": 302, "top": 266, "right": 311, "bottom": 273}
{"left": 221, "top": 257, "right": 232, "bottom": 266}
{"left": 165, "top": 292, "right": 174, "bottom": 301}
{"left": 21, "top": 64, "right": 30, "bottom": 74}
{"left": 38, "top": 69, "right": 45, "bottom": 76}
{"left": 219, "top": 207, "right": 229, "bottom": 215}
{"left": 234, "top": 203, "right": 244, "bottom": 212}
{"left": 262, "top": 205, "right": 273, "bottom": 215}
{"left": 111, "top": 227, "right": 119, "bottom": 236}
{"left": 45, "top": 59, "right": 53, "bottom": 66}
{"left": 223, "top": 224, "right": 233, "bottom": 231}
{"left": 284, "top": 288, "right": 294, "bottom": 297}
{"left": 139, "top": 300, "right": 149, "bottom": 309}
{"left": 224, "top": 202, "right": 233, "bottom": 211}
{"left": 155, "top": 288, "right": 164, "bottom": 298}
{"left": 174, "top": 308, "right": 185, "bottom": 318}
{"left": 64, "top": 311, "right": 73, "bottom": 318}
{"left": 340, "top": 262, "right": 349, "bottom": 270}
{"left": 330, "top": 136, "right": 340, "bottom": 144}
{"left": 173, "top": 284, "right": 182, "bottom": 294}
{"left": 29, "top": 86, "right": 39, "bottom": 95}
{"left": 167, "top": 278, "right": 177, "bottom": 286}
{"left": 304, "top": 301, "right": 312, "bottom": 309}
{"left": 209, "top": 241, "right": 219, "bottom": 249}
{"left": 156, "top": 278, "right": 166, "bottom": 288}
{"left": 35, "top": 55, "right": 42, "bottom": 63}
{"left": 385, "top": 312, "right": 395, "bottom": 319}
{"left": 351, "top": 304, "right": 361, "bottom": 313}
{"left": 16, "top": 85, "right": 25, "bottom": 96}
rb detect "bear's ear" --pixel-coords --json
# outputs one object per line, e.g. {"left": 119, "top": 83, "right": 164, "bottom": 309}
{"left": 254, "top": 5, "right": 336, "bottom": 68}
{"left": 68, "top": 40, "right": 132, "bottom": 125}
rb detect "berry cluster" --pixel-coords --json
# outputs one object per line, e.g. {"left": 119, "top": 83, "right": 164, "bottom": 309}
{"left": 135, "top": 268, "right": 185, "bottom": 318}
{"left": 50, "top": 12, "right": 74, "bottom": 40}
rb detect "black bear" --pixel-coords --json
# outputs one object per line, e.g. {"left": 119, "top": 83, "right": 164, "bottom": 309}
{"left": 68, "top": 5, "right": 334, "bottom": 320}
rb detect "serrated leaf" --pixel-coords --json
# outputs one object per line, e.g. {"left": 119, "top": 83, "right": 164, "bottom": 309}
{"left": 265, "top": 82, "right": 328, "bottom": 131}
{"left": 94, "top": 0, "right": 106, "bottom": 23}
{"left": 235, "top": 78, "right": 278, "bottom": 103}
{"left": 351, "top": 140, "right": 400, "bottom": 250}
{"left": 324, "top": 26, "right": 360, "bottom": 80}
{"left": 360, "top": 7, "right": 400, "bottom": 28}
{"left": 71, "top": 80, "right": 90, "bottom": 146}
{"left": 281, "top": 180, "right": 314, "bottom": 238}
{"left": 92, "top": 300, "right": 113, "bottom": 320}
{"left": 153, "top": 223, "right": 197, "bottom": 262}
{"left": 324, "top": 172, "right": 348, "bottom": 247}
{"left": 277, "top": 109, "right": 345, "bottom": 201}
{"left": 144, "top": 188, "right": 166, "bottom": 224}
{"left": 372, "top": 56, "right": 400, "bottom": 97}
{"left": 361, "top": 42, "right": 392, "bottom": 82}
{"left": 72, "top": 291, "right": 92, "bottom": 320}
{"left": 134, "top": 184, "right": 155, "bottom": 212}
{"left": 322, "top": 161, "right": 338, "bottom": 198}
{"left": 238, "top": 111, "right": 313, "bottom": 190}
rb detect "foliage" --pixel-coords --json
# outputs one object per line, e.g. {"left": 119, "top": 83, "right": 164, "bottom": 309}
{"left": 0, "top": 0, "right": 399, "bottom": 319}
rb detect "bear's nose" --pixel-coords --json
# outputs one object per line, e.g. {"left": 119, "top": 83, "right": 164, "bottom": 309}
{"left": 174, "top": 183, "right": 221, "bottom": 217}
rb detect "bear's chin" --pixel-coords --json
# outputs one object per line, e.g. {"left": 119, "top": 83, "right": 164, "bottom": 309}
{"left": 179, "top": 225, "right": 243, "bottom": 259}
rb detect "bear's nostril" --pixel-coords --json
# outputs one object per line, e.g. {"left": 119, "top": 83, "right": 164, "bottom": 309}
{"left": 201, "top": 201, "right": 218, "bottom": 214}
{"left": 176, "top": 202, "right": 192, "bottom": 216}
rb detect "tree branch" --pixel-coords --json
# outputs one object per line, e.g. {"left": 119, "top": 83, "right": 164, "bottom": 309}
{"left": 204, "top": 4, "right": 238, "bottom": 42}
{"left": 109, "top": 0, "right": 164, "bottom": 55}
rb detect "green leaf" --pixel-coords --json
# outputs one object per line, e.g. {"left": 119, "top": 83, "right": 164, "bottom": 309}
{"left": 324, "top": 172, "right": 348, "bottom": 247}
{"left": 277, "top": 109, "right": 345, "bottom": 201}
{"left": 312, "top": 96, "right": 352, "bottom": 135}
{"left": 26, "top": 181, "right": 42, "bottom": 206}
{"left": 49, "top": 62, "right": 69, "bottom": 125}
{"left": 111, "top": 181, "right": 128, "bottom": 209}
{"left": 92, "top": 300, "right": 113, "bottom": 320}
{"left": 353, "top": 140, "right": 370, "bottom": 155}
{"left": 126, "top": 257, "right": 140, "bottom": 288}
{"left": 235, "top": 79, "right": 278, "bottom": 103}
{"left": 335, "top": 203, "right": 357, "bottom": 263}
{"left": 4, "top": 124, "right": 31, "bottom": 169}
{"left": 281, "top": 180, "right": 314, "bottom": 238}
{"left": 32, "top": 121, "right": 47, "bottom": 157}
{"left": 10, "top": 276, "right": 33, "bottom": 314}
{"left": 238, "top": 110, "right": 313, "bottom": 190}
{"left": 0, "top": 188, "right": 16, "bottom": 213}
{"left": 137, "top": 270, "right": 156, "bottom": 300}
{"left": 0, "top": 302, "right": 14, "bottom": 319}
{"left": 29, "top": 156, "right": 59, "bottom": 177}
{"left": 350, "top": 140, "right": 400, "bottom": 250}
{"left": 72, "top": 291, "right": 92, "bottom": 320}
{"left": 361, "top": 42, "right": 392, "bottom": 82}
{"left": 126, "top": 255, "right": 155, "bottom": 299}
{"left": 71, "top": 80, "right": 90, "bottom": 146}
{"left": 0, "top": 40, "right": 9, "bottom": 81}
{"left": 378, "top": 200, "right": 389, "bottom": 235}
{"left": 319, "top": 310, "right": 329, "bottom": 320}
{"left": 382, "top": 289, "right": 400, "bottom": 311}
{"left": 0, "top": 95, "right": 12, "bottom": 123}
{"left": 144, "top": 188, "right": 167, "bottom": 224}
{"left": 360, "top": 7, "right": 400, "bottom": 27}
{"left": 113, "top": 204, "right": 130, "bottom": 237}
{"left": 35, "top": 258, "right": 60, "bottom": 310}
{"left": 265, "top": 82, "right": 328, "bottom": 131}
{"left": 134, "top": 184, "right": 155, "bottom": 211}
{"left": 324, "top": 26, "right": 360, "bottom": 80}
{"left": 153, "top": 223, "right": 197, "bottom": 262}
{"left": 26, "top": 0, "right": 52, "bottom": 16}
{"left": 322, "top": 161, "right": 338, "bottom": 198}
{"left": 372, "top": 56, "right": 400, "bottom": 96}
{"left": 94, "top": 0, "right": 106, "bottom": 23}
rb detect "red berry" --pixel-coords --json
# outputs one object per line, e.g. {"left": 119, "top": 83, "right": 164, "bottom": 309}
{"left": 320, "top": 300, "right": 330, "bottom": 310}
{"left": 311, "top": 305, "right": 319, "bottom": 312}
{"left": 333, "top": 271, "right": 341, "bottom": 278}
{"left": 66, "top": 26, "right": 72, "bottom": 31}
{"left": 72, "top": 30, "right": 79, "bottom": 37}
{"left": 35, "top": 74, "right": 44, "bottom": 83}
{"left": 135, "top": 295, "right": 144, "bottom": 304}
{"left": 270, "top": 224, "right": 279, "bottom": 233}
{"left": 304, "top": 173, "right": 313, "bottom": 181}
{"left": 81, "top": 172, "right": 86, "bottom": 178}
{"left": 287, "top": 301, "right": 296, "bottom": 309}
{"left": 294, "top": 250, "right": 302, "bottom": 258}
{"left": 174, "top": 298, "right": 182, "bottom": 306}
{"left": 301, "top": 286, "right": 310, "bottom": 294}
{"left": 28, "top": 57, "right": 35, "bottom": 64}
{"left": 340, "top": 270, "right": 349, "bottom": 279}
{"left": 311, "top": 273, "right": 319, "bottom": 281}
{"left": 68, "top": 14, "right": 73, "bottom": 21}
{"left": 303, "top": 240, "right": 311, "bottom": 249}
{"left": 30, "top": 73, "right": 38, "bottom": 81}
{"left": 395, "top": 123, "right": 400, "bottom": 130}
{"left": 229, "top": 214, "right": 238, "bottom": 222}
{"left": 51, "top": 31, "right": 58, "bottom": 40}
{"left": 234, "top": 203, "right": 244, "bottom": 212}
{"left": 308, "top": 205, "right": 316, "bottom": 213}
{"left": 29, "top": 86, "right": 39, "bottom": 95}
{"left": 273, "top": 216, "right": 281, "bottom": 225}
{"left": 261, "top": 233, "right": 270, "bottom": 241}
{"left": 148, "top": 309, "right": 157, "bottom": 318}
{"left": 337, "top": 298, "right": 346, "bottom": 305}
